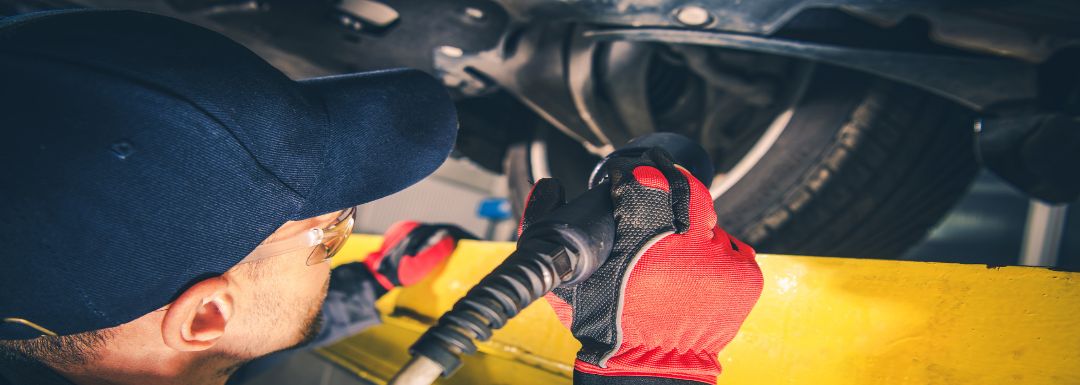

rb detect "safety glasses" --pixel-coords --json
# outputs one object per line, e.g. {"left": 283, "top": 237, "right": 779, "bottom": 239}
{"left": 237, "top": 207, "right": 356, "bottom": 266}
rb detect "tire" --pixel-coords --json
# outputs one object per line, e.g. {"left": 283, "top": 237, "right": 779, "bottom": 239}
{"left": 506, "top": 119, "right": 600, "bottom": 220}
{"left": 506, "top": 65, "right": 978, "bottom": 259}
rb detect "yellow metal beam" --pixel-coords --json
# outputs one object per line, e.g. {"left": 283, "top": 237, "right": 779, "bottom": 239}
{"left": 320, "top": 235, "right": 1080, "bottom": 385}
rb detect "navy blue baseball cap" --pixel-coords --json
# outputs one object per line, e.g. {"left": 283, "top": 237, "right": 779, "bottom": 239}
{"left": 0, "top": 10, "right": 458, "bottom": 339}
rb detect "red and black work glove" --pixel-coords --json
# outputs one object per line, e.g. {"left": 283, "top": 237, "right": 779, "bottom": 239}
{"left": 520, "top": 148, "right": 763, "bottom": 385}
{"left": 363, "top": 221, "right": 477, "bottom": 291}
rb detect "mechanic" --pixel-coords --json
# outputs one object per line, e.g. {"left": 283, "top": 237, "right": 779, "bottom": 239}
{"left": 0, "top": 9, "right": 763, "bottom": 385}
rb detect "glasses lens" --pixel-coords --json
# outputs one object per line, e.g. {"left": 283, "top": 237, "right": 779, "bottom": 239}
{"left": 305, "top": 208, "right": 355, "bottom": 265}
{"left": 305, "top": 246, "right": 329, "bottom": 266}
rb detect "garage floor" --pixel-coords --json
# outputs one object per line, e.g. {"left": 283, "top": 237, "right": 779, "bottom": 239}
{"left": 903, "top": 170, "right": 1077, "bottom": 270}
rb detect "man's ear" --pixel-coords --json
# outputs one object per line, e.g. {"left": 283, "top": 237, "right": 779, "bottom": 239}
{"left": 161, "top": 276, "right": 233, "bottom": 352}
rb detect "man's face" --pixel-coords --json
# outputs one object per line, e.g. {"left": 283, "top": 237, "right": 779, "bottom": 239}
{"left": 214, "top": 211, "right": 342, "bottom": 359}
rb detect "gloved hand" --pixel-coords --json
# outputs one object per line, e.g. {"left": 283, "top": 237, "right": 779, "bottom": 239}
{"left": 520, "top": 148, "right": 763, "bottom": 385}
{"left": 363, "top": 221, "right": 477, "bottom": 291}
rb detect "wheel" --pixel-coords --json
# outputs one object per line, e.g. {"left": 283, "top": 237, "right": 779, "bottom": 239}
{"left": 507, "top": 59, "right": 978, "bottom": 259}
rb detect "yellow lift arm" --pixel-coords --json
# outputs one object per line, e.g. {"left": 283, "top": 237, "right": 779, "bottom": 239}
{"left": 319, "top": 235, "right": 1079, "bottom": 385}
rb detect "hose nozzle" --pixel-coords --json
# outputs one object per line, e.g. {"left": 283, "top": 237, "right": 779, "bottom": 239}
{"left": 389, "top": 133, "right": 713, "bottom": 385}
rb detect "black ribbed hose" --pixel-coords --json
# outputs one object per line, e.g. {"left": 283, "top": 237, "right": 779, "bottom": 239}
{"left": 408, "top": 241, "right": 566, "bottom": 372}
{"left": 389, "top": 133, "right": 713, "bottom": 385}
{"left": 399, "top": 183, "right": 615, "bottom": 383}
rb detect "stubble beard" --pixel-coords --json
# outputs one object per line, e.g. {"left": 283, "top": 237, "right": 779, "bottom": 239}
{"left": 293, "top": 270, "right": 332, "bottom": 349}
{"left": 218, "top": 271, "right": 332, "bottom": 378}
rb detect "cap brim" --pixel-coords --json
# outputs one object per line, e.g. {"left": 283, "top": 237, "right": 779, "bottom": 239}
{"left": 292, "top": 68, "right": 458, "bottom": 219}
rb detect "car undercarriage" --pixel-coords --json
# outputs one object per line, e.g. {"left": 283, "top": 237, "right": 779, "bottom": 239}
{"left": 4, "top": 0, "right": 1078, "bottom": 258}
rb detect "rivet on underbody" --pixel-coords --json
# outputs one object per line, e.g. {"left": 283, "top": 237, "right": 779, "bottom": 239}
{"left": 463, "top": 7, "right": 485, "bottom": 21}
{"left": 438, "top": 46, "right": 464, "bottom": 58}
{"left": 675, "top": 6, "right": 711, "bottom": 26}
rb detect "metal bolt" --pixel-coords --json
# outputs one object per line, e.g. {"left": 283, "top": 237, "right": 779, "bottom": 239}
{"left": 675, "top": 5, "right": 711, "bottom": 26}
{"left": 463, "top": 7, "right": 485, "bottom": 21}
{"left": 339, "top": 14, "right": 363, "bottom": 31}
{"left": 438, "top": 45, "right": 464, "bottom": 58}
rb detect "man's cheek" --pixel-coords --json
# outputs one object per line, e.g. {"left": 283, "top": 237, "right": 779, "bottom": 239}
{"left": 320, "top": 271, "right": 331, "bottom": 299}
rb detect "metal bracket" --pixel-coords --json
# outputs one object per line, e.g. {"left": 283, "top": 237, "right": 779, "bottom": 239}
{"left": 1020, "top": 201, "right": 1067, "bottom": 267}
{"left": 586, "top": 28, "right": 1038, "bottom": 111}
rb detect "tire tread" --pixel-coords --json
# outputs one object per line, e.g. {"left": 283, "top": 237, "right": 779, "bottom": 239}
{"left": 747, "top": 79, "right": 977, "bottom": 258}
